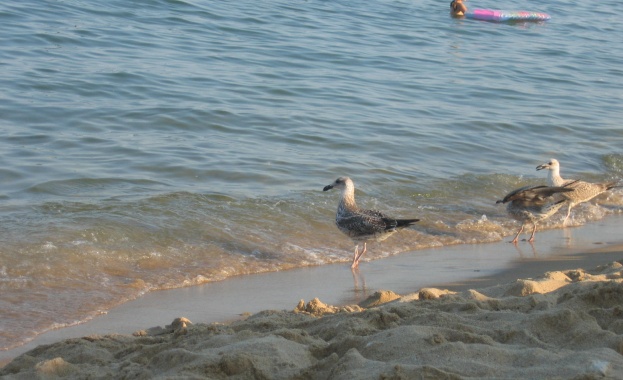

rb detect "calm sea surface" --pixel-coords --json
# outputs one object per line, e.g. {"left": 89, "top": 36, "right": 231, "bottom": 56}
{"left": 1, "top": 0, "right": 622, "bottom": 351}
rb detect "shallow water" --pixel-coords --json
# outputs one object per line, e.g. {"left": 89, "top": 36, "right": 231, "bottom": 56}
{"left": 1, "top": 0, "right": 622, "bottom": 351}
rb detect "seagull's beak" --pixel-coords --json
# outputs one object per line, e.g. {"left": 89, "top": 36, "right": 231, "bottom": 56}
{"left": 323, "top": 184, "right": 334, "bottom": 191}
{"left": 495, "top": 199, "right": 504, "bottom": 204}
{"left": 536, "top": 163, "right": 549, "bottom": 171}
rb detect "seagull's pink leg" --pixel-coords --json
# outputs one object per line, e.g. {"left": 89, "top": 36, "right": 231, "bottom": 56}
{"left": 351, "top": 243, "right": 367, "bottom": 268}
{"left": 528, "top": 223, "right": 538, "bottom": 242}
{"left": 511, "top": 225, "right": 524, "bottom": 244}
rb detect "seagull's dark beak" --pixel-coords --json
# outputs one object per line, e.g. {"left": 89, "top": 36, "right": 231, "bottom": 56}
{"left": 323, "top": 184, "right": 334, "bottom": 191}
{"left": 536, "top": 164, "right": 548, "bottom": 171}
{"left": 495, "top": 199, "right": 504, "bottom": 204}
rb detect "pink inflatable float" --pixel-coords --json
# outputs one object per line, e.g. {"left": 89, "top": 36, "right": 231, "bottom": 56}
{"left": 465, "top": 9, "right": 551, "bottom": 22}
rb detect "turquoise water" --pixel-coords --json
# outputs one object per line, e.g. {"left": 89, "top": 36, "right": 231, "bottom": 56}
{"left": 1, "top": 0, "right": 622, "bottom": 351}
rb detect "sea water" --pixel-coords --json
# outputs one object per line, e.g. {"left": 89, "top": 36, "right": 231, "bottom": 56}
{"left": 1, "top": 0, "right": 622, "bottom": 351}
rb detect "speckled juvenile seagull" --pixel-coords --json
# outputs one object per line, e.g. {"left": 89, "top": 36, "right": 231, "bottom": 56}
{"left": 323, "top": 177, "right": 419, "bottom": 268}
{"left": 496, "top": 184, "right": 575, "bottom": 243}
{"left": 536, "top": 159, "right": 618, "bottom": 225}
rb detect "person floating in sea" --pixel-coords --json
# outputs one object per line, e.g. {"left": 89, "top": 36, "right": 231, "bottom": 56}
{"left": 450, "top": 0, "right": 467, "bottom": 17}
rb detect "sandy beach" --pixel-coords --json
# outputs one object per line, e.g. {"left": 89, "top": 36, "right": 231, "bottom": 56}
{"left": 2, "top": 217, "right": 623, "bottom": 378}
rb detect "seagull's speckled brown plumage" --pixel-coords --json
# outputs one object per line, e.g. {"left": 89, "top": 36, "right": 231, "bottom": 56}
{"left": 536, "top": 159, "right": 618, "bottom": 224}
{"left": 496, "top": 184, "right": 575, "bottom": 243}
{"left": 323, "top": 177, "right": 419, "bottom": 268}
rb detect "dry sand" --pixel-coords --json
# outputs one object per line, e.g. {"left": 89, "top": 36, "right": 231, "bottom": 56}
{"left": 2, "top": 257, "right": 623, "bottom": 379}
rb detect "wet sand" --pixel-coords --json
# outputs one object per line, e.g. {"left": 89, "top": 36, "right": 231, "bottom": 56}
{"left": 2, "top": 215, "right": 623, "bottom": 376}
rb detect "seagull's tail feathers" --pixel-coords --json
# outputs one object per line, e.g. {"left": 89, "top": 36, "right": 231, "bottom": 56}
{"left": 395, "top": 218, "right": 420, "bottom": 228}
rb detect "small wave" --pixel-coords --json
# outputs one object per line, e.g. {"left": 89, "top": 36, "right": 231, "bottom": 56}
{"left": 26, "top": 178, "right": 167, "bottom": 198}
{"left": 603, "top": 154, "right": 623, "bottom": 176}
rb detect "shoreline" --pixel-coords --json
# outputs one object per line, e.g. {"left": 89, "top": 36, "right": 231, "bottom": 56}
{"left": 2, "top": 215, "right": 623, "bottom": 368}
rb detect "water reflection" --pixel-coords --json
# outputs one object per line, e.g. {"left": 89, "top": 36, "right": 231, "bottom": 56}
{"left": 351, "top": 267, "right": 368, "bottom": 302}
{"left": 513, "top": 241, "right": 538, "bottom": 258}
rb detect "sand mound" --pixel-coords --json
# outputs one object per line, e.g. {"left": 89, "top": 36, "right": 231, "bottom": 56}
{"left": 2, "top": 261, "right": 623, "bottom": 379}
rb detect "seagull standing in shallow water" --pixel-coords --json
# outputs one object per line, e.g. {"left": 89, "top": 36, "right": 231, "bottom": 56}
{"left": 323, "top": 177, "right": 419, "bottom": 268}
{"left": 496, "top": 184, "right": 575, "bottom": 243}
{"left": 536, "top": 159, "right": 618, "bottom": 225}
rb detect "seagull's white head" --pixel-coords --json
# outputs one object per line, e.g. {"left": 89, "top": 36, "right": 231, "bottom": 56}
{"left": 536, "top": 158, "right": 560, "bottom": 172}
{"left": 323, "top": 176, "right": 352, "bottom": 192}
